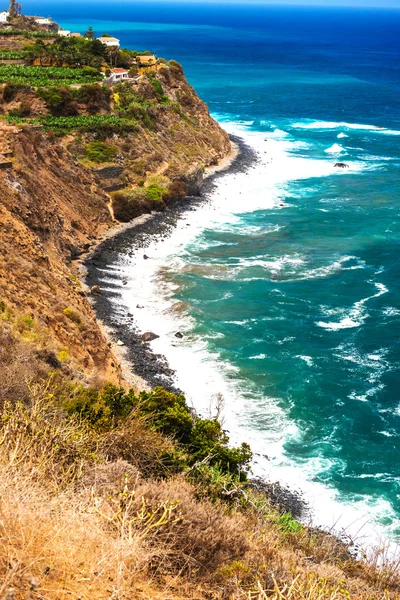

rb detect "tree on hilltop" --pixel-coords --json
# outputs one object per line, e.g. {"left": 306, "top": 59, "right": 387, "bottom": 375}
{"left": 83, "top": 26, "right": 95, "bottom": 39}
{"left": 9, "top": 0, "right": 22, "bottom": 18}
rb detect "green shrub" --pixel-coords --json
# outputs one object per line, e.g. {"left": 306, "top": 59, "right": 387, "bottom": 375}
{"left": 146, "top": 74, "right": 170, "bottom": 104}
{"left": 15, "top": 314, "right": 35, "bottom": 333}
{"left": 3, "top": 81, "right": 31, "bottom": 102}
{"left": 189, "top": 418, "right": 252, "bottom": 476}
{"left": 189, "top": 463, "right": 246, "bottom": 503}
{"left": 83, "top": 141, "right": 116, "bottom": 163}
{"left": 112, "top": 187, "right": 153, "bottom": 222}
{"left": 138, "top": 387, "right": 193, "bottom": 442}
{"left": 64, "top": 383, "right": 253, "bottom": 481}
{"left": 63, "top": 307, "right": 81, "bottom": 325}
{"left": 168, "top": 60, "right": 184, "bottom": 77}
{"left": 77, "top": 83, "right": 111, "bottom": 114}
{"left": 145, "top": 182, "right": 167, "bottom": 202}
{"left": 278, "top": 512, "right": 303, "bottom": 534}
{"left": 65, "top": 383, "right": 137, "bottom": 430}
{"left": 37, "top": 86, "right": 78, "bottom": 116}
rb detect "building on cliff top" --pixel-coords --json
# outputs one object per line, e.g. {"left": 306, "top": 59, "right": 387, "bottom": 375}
{"left": 70, "top": 32, "right": 81, "bottom": 37}
{"left": 109, "top": 68, "right": 129, "bottom": 83}
{"left": 136, "top": 55, "right": 158, "bottom": 74}
{"left": 58, "top": 28, "right": 71, "bottom": 37}
{"left": 27, "top": 15, "right": 52, "bottom": 25}
{"left": 97, "top": 36, "right": 120, "bottom": 48}
{"left": 137, "top": 55, "right": 157, "bottom": 65}
{"left": 0, "top": 10, "right": 9, "bottom": 22}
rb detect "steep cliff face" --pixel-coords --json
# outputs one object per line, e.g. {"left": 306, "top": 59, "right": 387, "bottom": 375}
{"left": 0, "top": 125, "right": 120, "bottom": 383}
{"left": 0, "top": 66, "right": 231, "bottom": 383}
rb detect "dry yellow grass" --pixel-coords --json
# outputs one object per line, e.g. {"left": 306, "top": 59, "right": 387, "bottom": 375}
{"left": 1, "top": 324, "right": 400, "bottom": 600}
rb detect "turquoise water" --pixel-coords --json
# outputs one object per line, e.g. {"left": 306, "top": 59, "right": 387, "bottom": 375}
{"left": 31, "top": 0, "right": 400, "bottom": 542}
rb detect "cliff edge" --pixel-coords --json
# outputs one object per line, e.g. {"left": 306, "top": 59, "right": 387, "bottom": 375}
{"left": 0, "top": 62, "right": 231, "bottom": 384}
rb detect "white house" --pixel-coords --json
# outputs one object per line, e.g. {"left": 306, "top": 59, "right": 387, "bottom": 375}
{"left": 58, "top": 29, "right": 70, "bottom": 37}
{"left": 108, "top": 68, "right": 129, "bottom": 84}
{"left": 97, "top": 36, "right": 120, "bottom": 48}
{"left": 0, "top": 10, "right": 9, "bottom": 23}
{"left": 34, "top": 16, "right": 52, "bottom": 25}
{"left": 26, "top": 15, "right": 53, "bottom": 25}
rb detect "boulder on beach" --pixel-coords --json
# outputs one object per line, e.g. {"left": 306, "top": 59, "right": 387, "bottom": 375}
{"left": 141, "top": 331, "right": 160, "bottom": 342}
{"left": 90, "top": 285, "right": 101, "bottom": 295}
{"left": 334, "top": 162, "right": 349, "bottom": 168}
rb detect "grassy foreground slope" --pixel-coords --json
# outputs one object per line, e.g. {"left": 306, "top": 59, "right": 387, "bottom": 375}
{"left": 1, "top": 312, "right": 400, "bottom": 600}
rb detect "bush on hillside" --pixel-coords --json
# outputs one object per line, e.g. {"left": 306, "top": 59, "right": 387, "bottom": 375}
{"left": 83, "top": 140, "right": 117, "bottom": 163}
{"left": 146, "top": 74, "right": 169, "bottom": 104}
{"left": 3, "top": 81, "right": 31, "bottom": 102}
{"left": 65, "top": 384, "right": 253, "bottom": 478}
{"left": 168, "top": 59, "right": 184, "bottom": 77}
{"left": 112, "top": 187, "right": 154, "bottom": 221}
{"left": 37, "top": 86, "right": 78, "bottom": 116}
{"left": 77, "top": 83, "right": 111, "bottom": 113}
{"left": 164, "top": 180, "right": 187, "bottom": 202}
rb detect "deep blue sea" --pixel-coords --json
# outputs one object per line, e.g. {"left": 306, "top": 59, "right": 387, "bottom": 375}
{"left": 29, "top": 0, "right": 400, "bottom": 546}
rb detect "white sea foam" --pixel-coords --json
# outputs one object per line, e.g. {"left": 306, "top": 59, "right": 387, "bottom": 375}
{"left": 291, "top": 120, "right": 400, "bottom": 136}
{"left": 297, "top": 355, "right": 313, "bottom": 366}
{"left": 316, "top": 282, "right": 388, "bottom": 331}
{"left": 383, "top": 307, "right": 400, "bottom": 317}
{"left": 325, "top": 143, "right": 345, "bottom": 154}
{"left": 337, "top": 132, "right": 349, "bottom": 139}
{"left": 102, "top": 119, "right": 400, "bottom": 557}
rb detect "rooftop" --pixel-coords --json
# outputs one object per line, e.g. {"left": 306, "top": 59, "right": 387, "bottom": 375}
{"left": 137, "top": 55, "right": 157, "bottom": 63}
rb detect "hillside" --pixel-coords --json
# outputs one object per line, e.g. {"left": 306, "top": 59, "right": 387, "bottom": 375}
{"left": 0, "top": 59, "right": 230, "bottom": 384}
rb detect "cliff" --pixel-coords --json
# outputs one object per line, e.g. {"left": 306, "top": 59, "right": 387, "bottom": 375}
{"left": 0, "top": 64, "right": 231, "bottom": 384}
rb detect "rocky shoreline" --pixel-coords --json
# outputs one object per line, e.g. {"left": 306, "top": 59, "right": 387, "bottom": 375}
{"left": 85, "top": 133, "right": 309, "bottom": 519}
{"left": 85, "top": 134, "right": 256, "bottom": 392}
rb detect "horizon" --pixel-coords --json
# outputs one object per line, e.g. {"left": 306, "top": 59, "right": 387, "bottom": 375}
{"left": 8, "top": 0, "right": 400, "bottom": 9}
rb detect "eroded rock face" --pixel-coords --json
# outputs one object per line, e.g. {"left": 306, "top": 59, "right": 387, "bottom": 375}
{"left": 178, "top": 164, "right": 204, "bottom": 196}
{"left": 0, "top": 127, "right": 120, "bottom": 384}
{"left": 0, "top": 64, "right": 232, "bottom": 384}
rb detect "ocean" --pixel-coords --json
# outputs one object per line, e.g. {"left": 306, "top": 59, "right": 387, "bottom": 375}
{"left": 29, "top": 0, "right": 400, "bottom": 548}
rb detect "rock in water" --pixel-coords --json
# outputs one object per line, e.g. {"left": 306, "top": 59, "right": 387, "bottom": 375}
{"left": 175, "top": 331, "right": 184, "bottom": 338}
{"left": 334, "top": 162, "right": 349, "bottom": 168}
{"left": 141, "top": 331, "right": 159, "bottom": 342}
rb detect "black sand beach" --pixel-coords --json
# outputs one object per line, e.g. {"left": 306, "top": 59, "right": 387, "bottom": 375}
{"left": 85, "top": 135, "right": 258, "bottom": 392}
